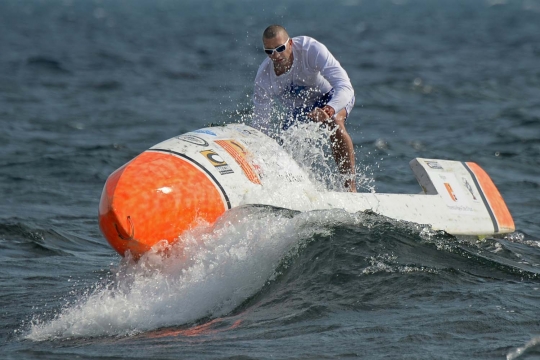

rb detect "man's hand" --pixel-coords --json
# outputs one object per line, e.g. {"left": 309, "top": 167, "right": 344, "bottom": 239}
{"left": 307, "top": 105, "right": 335, "bottom": 124}
{"left": 321, "top": 105, "right": 335, "bottom": 118}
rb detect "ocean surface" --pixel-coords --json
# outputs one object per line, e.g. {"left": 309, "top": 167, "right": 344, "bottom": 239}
{"left": 1, "top": 0, "right": 540, "bottom": 359}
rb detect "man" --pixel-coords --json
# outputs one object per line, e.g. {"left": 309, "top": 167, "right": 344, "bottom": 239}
{"left": 252, "top": 25, "right": 357, "bottom": 192}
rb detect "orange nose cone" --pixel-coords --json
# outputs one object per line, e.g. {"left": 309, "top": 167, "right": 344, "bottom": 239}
{"left": 99, "top": 150, "right": 229, "bottom": 258}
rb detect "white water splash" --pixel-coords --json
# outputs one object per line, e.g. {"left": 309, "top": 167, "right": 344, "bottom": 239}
{"left": 26, "top": 120, "right": 377, "bottom": 341}
{"left": 238, "top": 107, "right": 376, "bottom": 194}
{"left": 273, "top": 121, "right": 375, "bottom": 193}
{"left": 505, "top": 231, "right": 540, "bottom": 249}
{"left": 25, "top": 207, "right": 357, "bottom": 341}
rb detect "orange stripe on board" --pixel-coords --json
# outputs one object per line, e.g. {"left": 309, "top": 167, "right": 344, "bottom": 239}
{"left": 99, "top": 151, "right": 229, "bottom": 258}
{"left": 466, "top": 162, "right": 515, "bottom": 233}
{"left": 444, "top": 183, "right": 458, "bottom": 201}
{"left": 215, "top": 140, "right": 261, "bottom": 184}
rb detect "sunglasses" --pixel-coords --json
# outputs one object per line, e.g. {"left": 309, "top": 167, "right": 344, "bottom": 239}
{"left": 263, "top": 38, "right": 290, "bottom": 55}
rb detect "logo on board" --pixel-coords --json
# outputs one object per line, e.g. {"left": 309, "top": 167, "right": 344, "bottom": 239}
{"left": 201, "top": 149, "right": 234, "bottom": 175}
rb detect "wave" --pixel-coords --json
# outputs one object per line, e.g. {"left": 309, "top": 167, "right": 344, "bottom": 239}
{"left": 0, "top": 221, "right": 109, "bottom": 258}
{"left": 23, "top": 205, "right": 538, "bottom": 341}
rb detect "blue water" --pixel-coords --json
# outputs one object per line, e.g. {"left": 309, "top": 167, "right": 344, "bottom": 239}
{"left": 1, "top": 0, "right": 540, "bottom": 359}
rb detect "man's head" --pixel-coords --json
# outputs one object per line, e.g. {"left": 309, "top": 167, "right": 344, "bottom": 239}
{"left": 262, "top": 25, "right": 293, "bottom": 66}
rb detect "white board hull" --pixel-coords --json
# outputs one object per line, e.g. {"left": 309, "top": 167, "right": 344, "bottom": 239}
{"left": 99, "top": 124, "right": 514, "bottom": 257}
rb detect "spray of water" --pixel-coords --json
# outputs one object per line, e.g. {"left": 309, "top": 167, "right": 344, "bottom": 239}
{"left": 25, "top": 205, "right": 354, "bottom": 340}
{"left": 26, "top": 112, "right": 377, "bottom": 340}
{"left": 237, "top": 106, "right": 375, "bottom": 193}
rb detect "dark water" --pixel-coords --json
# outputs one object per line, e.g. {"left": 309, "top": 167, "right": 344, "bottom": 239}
{"left": 1, "top": 0, "right": 540, "bottom": 359}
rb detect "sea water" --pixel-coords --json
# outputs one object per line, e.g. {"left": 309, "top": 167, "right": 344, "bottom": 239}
{"left": 1, "top": 0, "right": 540, "bottom": 359}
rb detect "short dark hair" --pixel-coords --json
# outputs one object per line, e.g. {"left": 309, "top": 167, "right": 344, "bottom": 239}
{"left": 263, "top": 25, "right": 288, "bottom": 39}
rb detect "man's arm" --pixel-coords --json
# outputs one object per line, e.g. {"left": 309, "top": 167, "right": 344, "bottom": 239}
{"left": 252, "top": 81, "right": 273, "bottom": 134}
{"left": 307, "top": 40, "right": 354, "bottom": 115}
{"left": 251, "top": 61, "right": 276, "bottom": 134}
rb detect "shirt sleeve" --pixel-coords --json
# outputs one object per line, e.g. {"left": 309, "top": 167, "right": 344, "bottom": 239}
{"left": 251, "top": 70, "right": 273, "bottom": 134}
{"left": 306, "top": 40, "right": 354, "bottom": 114}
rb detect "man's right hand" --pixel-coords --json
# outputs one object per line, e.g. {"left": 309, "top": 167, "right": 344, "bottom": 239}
{"left": 307, "top": 107, "right": 333, "bottom": 125}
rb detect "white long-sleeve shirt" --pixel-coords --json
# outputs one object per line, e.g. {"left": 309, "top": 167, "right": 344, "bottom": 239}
{"left": 252, "top": 36, "right": 354, "bottom": 131}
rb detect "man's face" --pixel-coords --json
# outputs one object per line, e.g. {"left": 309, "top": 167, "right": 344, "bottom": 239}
{"left": 263, "top": 33, "right": 292, "bottom": 66}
